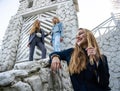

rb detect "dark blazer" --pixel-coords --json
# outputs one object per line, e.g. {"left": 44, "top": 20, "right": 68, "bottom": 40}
{"left": 49, "top": 48, "right": 111, "bottom": 91}
{"left": 29, "top": 29, "right": 48, "bottom": 44}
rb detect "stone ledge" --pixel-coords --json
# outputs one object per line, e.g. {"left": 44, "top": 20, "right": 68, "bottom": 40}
{"left": 0, "top": 58, "right": 73, "bottom": 91}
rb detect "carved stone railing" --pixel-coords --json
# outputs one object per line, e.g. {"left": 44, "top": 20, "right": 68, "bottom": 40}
{"left": 91, "top": 12, "right": 120, "bottom": 91}
{"left": 92, "top": 13, "right": 120, "bottom": 38}
{"left": 111, "top": 12, "right": 120, "bottom": 29}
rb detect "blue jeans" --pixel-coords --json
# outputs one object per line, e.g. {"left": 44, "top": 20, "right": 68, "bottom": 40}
{"left": 52, "top": 34, "right": 60, "bottom": 52}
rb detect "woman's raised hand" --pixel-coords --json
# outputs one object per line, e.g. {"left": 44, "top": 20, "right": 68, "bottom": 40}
{"left": 86, "top": 47, "right": 96, "bottom": 56}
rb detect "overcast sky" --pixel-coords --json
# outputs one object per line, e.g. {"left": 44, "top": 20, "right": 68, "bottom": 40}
{"left": 0, "top": 0, "right": 19, "bottom": 41}
{"left": 78, "top": 0, "right": 112, "bottom": 29}
{"left": 0, "top": 0, "right": 112, "bottom": 42}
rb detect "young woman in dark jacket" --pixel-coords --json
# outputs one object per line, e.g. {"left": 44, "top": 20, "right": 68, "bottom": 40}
{"left": 49, "top": 28, "right": 111, "bottom": 91}
{"left": 28, "top": 19, "right": 50, "bottom": 61}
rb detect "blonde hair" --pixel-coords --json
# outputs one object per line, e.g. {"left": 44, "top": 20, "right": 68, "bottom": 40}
{"left": 52, "top": 17, "right": 60, "bottom": 25}
{"left": 68, "top": 28, "right": 101, "bottom": 75}
{"left": 30, "top": 19, "right": 40, "bottom": 35}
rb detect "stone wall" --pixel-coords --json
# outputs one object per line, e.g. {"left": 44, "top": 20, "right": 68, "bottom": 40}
{"left": 0, "top": 0, "right": 120, "bottom": 91}
{"left": 0, "top": 16, "right": 23, "bottom": 72}
{"left": 16, "top": 0, "right": 78, "bottom": 62}
{"left": 1, "top": 27, "right": 120, "bottom": 91}
{"left": 97, "top": 28, "right": 120, "bottom": 91}
{"left": 56, "top": 1, "right": 78, "bottom": 49}
{"left": 0, "top": 0, "right": 78, "bottom": 90}
{"left": 17, "top": 0, "right": 78, "bottom": 50}
{"left": 0, "top": 59, "right": 73, "bottom": 91}
{"left": 17, "top": 0, "right": 74, "bottom": 14}
{"left": 0, "top": 0, "right": 78, "bottom": 69}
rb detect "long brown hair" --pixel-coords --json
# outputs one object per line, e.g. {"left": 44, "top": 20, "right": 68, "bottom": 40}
{"left": 68, "top": 28, "right": 101, "bottom": 75}
{"left": 30, "top": 19, "right": 40, "bottom": 35}
{"left": 52, "top": 17, "right": 60, "bottom": 25}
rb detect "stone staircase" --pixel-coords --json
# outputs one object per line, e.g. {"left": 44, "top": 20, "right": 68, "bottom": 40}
{"left": 16, "top": 10, "right": 56, "bottom": 62}
{"left": 0, "top": 58, "right": 73, "bottom": 91}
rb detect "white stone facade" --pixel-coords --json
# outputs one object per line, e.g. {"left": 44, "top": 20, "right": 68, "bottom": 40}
{"left": 0, "top": 0, "right": 78, "bottom": 67}
{"left": 97, "top": 28, "right": 120, "bottom": 91}
{"left": 0, "top": 16, "right": 23, "bottom": 72}
{"left": 0, "top": 0, "right": 120, "bottom": 91}
{"left": 111, "top": 0, "right": 120, "bottom": 13}
{"left": 0, "top": 0, "right": 78, "bottom": 91}
{"left": 0, "top": 59, "right": 73, "bottom": 91}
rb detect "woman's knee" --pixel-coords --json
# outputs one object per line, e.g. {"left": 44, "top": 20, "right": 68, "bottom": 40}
{"left": 41, "top": 46, "right": 46, "bottom": 52}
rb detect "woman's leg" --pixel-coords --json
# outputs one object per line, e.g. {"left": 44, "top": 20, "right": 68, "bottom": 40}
{"left": 37, "top": 42, "right": 46, "bottom": 59}
{"left": 29, "top": 42, "right": 36, "bottom": 61}
{"left": 54, "top": 35, "right": 60, "bottom": 52}
{"left": 52, "top": 39, "right": 55, "bottom": 51}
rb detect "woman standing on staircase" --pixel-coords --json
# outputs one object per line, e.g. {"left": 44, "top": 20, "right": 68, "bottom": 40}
{"left": 51, "top": 17, "right": 64, "bottom": 52}
{"left": 27, "top": 19, "right": 51, "bottom": 61}
{"left": 49, "top": 28, "right": 111, "bottom": 91}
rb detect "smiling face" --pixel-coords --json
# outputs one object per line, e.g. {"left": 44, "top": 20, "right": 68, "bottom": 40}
{"left": 76, "top": 29, "right": 87, "bottom": 48}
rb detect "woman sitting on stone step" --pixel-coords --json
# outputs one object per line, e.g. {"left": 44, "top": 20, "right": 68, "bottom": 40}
{"left": 49, "top": 28, "right": 111, "bottom": 91}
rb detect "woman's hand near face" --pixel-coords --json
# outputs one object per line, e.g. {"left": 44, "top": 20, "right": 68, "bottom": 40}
{"left": 86, "top": 47, "right": 96, "bottom": 56}
{"left": 51, "top": 57, "right": 61, "bottom": 71}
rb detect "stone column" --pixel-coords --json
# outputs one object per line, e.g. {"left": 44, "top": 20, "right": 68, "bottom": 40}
{"left": 57, "top": 0, "right": 78, "bottom": 50}
{"left": 0, "top": 16, "right": 23, "bottom": 72}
